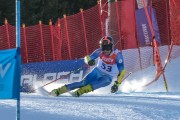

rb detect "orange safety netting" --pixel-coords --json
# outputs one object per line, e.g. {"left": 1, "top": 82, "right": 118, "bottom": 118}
{"left": 0, "top": 0, "right": 179, "bottom": 74}
{"left": 170, "top": 0, "right": 180, "bottom": 45}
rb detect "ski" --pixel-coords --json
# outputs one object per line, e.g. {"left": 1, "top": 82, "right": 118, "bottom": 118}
{"left": 37, "top": 87, "right": 51, "bottom": 96}
{"left": 36, "top": 86, "right": 75, "bottom": 97}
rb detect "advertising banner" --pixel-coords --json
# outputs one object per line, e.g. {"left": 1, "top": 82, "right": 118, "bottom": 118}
{"left": 0, "top": 49, "right": 20, "bottom": 99}
{"left": 21, "top": 59, "right": 88, "bottom": 92}
{"left": 136, "top": 6, "right": 161, "bottom": 46}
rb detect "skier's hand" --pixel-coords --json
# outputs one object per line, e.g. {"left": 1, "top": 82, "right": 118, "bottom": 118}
{"left": 84, "top": 55, "right": 95, "bottom": 66}
{"left": 111, "top": 81, "right": 119, "bottom": 93}
{"left": 88, "top": 59, "right": 95, "bottom": 66}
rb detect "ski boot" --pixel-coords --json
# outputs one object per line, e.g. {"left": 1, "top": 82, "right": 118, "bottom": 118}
{"left": 50, "top": 85, "right": 68, "bottom": 96}
{"left": 73, "top": 84, "right": 93, "bottom": 97}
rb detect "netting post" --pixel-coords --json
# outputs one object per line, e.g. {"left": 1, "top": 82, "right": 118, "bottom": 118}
{"left": 115, "top": 0, "right": 122, "bottom": 51}
{"left": 80, "top": 8, "right": 89, "bottom": 55}
{"left": 49, "top": 19, "right": 55, "bottom": 61}
{"left": 165, "top": 0, "right": 171, "bottom": 50}
{"left": 133, "top": 0, "right": 143, "bottom": 70}
{"left": 58, "top": 19, "right": 62, "bottom": 60}
{"left": 39, "top": 20, "right": 45, "bottom": 62}
{"left": 4, "top": 18, "right": 10, "bottom": 49}
{"left": 22, "top": 24, "right": 28, "bottom": 63}
{"left": 64, "top": 14, "right": 72, "bottom": 60}
{"left": 98, "top": 1, "right": 104, "bottom": 36}
{"left": 149, "top": 0, "right": 155, "bottom": 66}
{"left": 141, "top": 0, "right": 168, "bottom": 92}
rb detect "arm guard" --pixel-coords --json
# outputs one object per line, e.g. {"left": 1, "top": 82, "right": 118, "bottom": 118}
{"left": 117, "top": 69, "right": 126, "bottom": 84}
{"left": 111, "top": 69, "right": 126, "bottom": 93}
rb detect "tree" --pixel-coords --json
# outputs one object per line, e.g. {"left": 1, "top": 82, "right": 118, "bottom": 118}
{"left": 0, "top": 0, "right": 97, "bottom": 26}
{"left": 0, "top": 0, "right": 15, "bottom": 25}
{"left": 21, "top": 0, "right": 97, "bottom": 26}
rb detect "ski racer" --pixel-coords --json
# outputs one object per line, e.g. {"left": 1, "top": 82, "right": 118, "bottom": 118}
{"left": 50, "top": 36, "right": 126, "bottom": 97}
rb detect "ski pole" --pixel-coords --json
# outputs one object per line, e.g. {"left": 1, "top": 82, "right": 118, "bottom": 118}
{"left": 28, "top": 66, "right": 85, "bottom": 93}
{"left": 121, "top": 72, "right": 132, "bottom": 83}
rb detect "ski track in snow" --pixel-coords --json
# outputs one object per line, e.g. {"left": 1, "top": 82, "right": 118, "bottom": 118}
{"left": 1, "top": 93, "right": 180, "bottom": 120}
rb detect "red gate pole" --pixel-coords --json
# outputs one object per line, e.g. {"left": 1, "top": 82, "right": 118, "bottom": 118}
{"left": 98, "top": 1, "right": 104, "bottom": 36}
{"left": 141, "top": 0, "right": 168, "bottom": 92}
{"left": 22, "top": 23, "right": 29, "bottom": 63}
{"left": 80, "top": 8, "right": 89, "bottom": 55}
{"left": 39, "top": 20, "right": 45, "bottom": 62}
{"left": 49, "top": 19, "right": 55, "bottom": 61}
{"left": 64, "top": 15, "right": 72, "bottom": 60}
{"left": 58, "top": 19, "right": 62, "bottom": 60}
{"left": 5, "top": 19, "right": 10, "bottom": 49}
{"left": 115, "top": 0, "right": 122, "bottom": 51}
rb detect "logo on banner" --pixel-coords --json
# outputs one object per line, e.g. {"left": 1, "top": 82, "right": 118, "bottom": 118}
{"left": 142, "top": 24, "right": 150, "bottom": 45}
{"left": 136, "top": 7, "right": 161, "bottom": 46}
{"left": 21, "top": 71, "right": 83, "bottom": 83}
{"left": 0, "top": 63, "right": 11, "bottom": 79}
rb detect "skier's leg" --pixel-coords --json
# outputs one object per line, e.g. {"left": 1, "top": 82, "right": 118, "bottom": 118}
{"left": 91, "top": 75, "right": 112, "bottom": 90}
{"left": 50, "top": 68, "right": 98, "bottom": 96}
{"left": 73, "top": 84, "right": 93, "bottom": 97}
{"left": 50, "top": 85, "right": 68, "bottom": 96}
{"left": 73, "top": 75, "right": 112, "bottom": 97}
{"left": 67, "top": 68, "right": 98, "bottom": 90}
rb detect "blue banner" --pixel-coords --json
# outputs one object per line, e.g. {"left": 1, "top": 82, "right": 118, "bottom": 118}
{"left": 0, "top": 48, "right": 20, "bottom": 99}
{"left": 21, "top": 59, "right": 88, "bottom": 92}
{"left": 136, "top": 6, "right": 161, "bottom": 46}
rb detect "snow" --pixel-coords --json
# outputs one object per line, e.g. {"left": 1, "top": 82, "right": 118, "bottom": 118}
{"left": 0, "top": 55, "right": 180, "bottom": 120}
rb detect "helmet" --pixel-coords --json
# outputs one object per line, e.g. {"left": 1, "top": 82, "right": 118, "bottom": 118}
{"left": 99, "top": 36, "right": 114, "bottom": 51}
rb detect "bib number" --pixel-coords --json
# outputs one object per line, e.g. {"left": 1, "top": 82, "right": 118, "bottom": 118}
{"left": 101, "top": 62, "right": 112, "bottom": 72}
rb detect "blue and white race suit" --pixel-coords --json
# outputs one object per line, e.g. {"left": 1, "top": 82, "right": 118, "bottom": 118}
{"left": 67, "top": 48, "right": 124, "bottom": 91}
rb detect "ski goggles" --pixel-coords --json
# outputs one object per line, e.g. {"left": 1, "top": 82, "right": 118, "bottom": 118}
{"left": 101, "top": 44, "right": 112, "bottom": 51}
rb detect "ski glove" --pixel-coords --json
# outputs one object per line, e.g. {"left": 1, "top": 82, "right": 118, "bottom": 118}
{"left": 88, "top": 59, "right": 95, "bottom": 66}
{"left": 111, "top": 81, "right": 119, "bottom": 93}
{"left": 84, "top": 55, "right": 95, "bottom": 66}
{"left": 111, "top": 70, "right": 126, "bottom": 93}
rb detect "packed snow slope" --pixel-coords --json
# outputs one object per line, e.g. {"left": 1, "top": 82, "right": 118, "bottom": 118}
{"left": 0, "top": 56, "right": 180, "bottom": 120}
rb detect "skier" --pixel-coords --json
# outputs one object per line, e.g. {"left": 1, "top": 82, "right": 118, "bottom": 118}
{"left": 50, "top": 36, "right": 126, "bottom": 97}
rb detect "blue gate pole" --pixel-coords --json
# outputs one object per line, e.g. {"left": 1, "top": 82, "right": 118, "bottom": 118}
{"left": 16, "top": 0, "right": 21, "bottom": 120}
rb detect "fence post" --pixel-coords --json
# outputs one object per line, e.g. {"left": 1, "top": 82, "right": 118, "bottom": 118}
{"left": 49, "top": 19, "right": 55, "bottom": 61}
{"left": 141, "top": 0, "right": 168, "bottom": 92}
{"left": 97, "top": 1, "right": 104, "bottom": 36}
{"left": 4, "top": 18, "right": 10, "bottom": 49}
{"left": 58, "top": 19, "right": 62, "bottom": 60}
{"left": 22, "top": 23, "right": 28, "bottom": 63}
{"left": 133, "top": 0, "right": 143, "bottom": 70}
{"left": 165, "top": 0, "right": 171, "bottom": 50}
{"left": 64, "top": 14, "right": 72, "bottom": 60}
{"left": 149, "top": 0, "right": 155, "bottom": 66}
{"left": 80, "top": 8, "right": 89, "bottom": 55}
{"left": 115, "top": 0, "right": 122, "bottom": 51}
{"left": 39, "top": 20, "right": 45, "bottom": 62}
